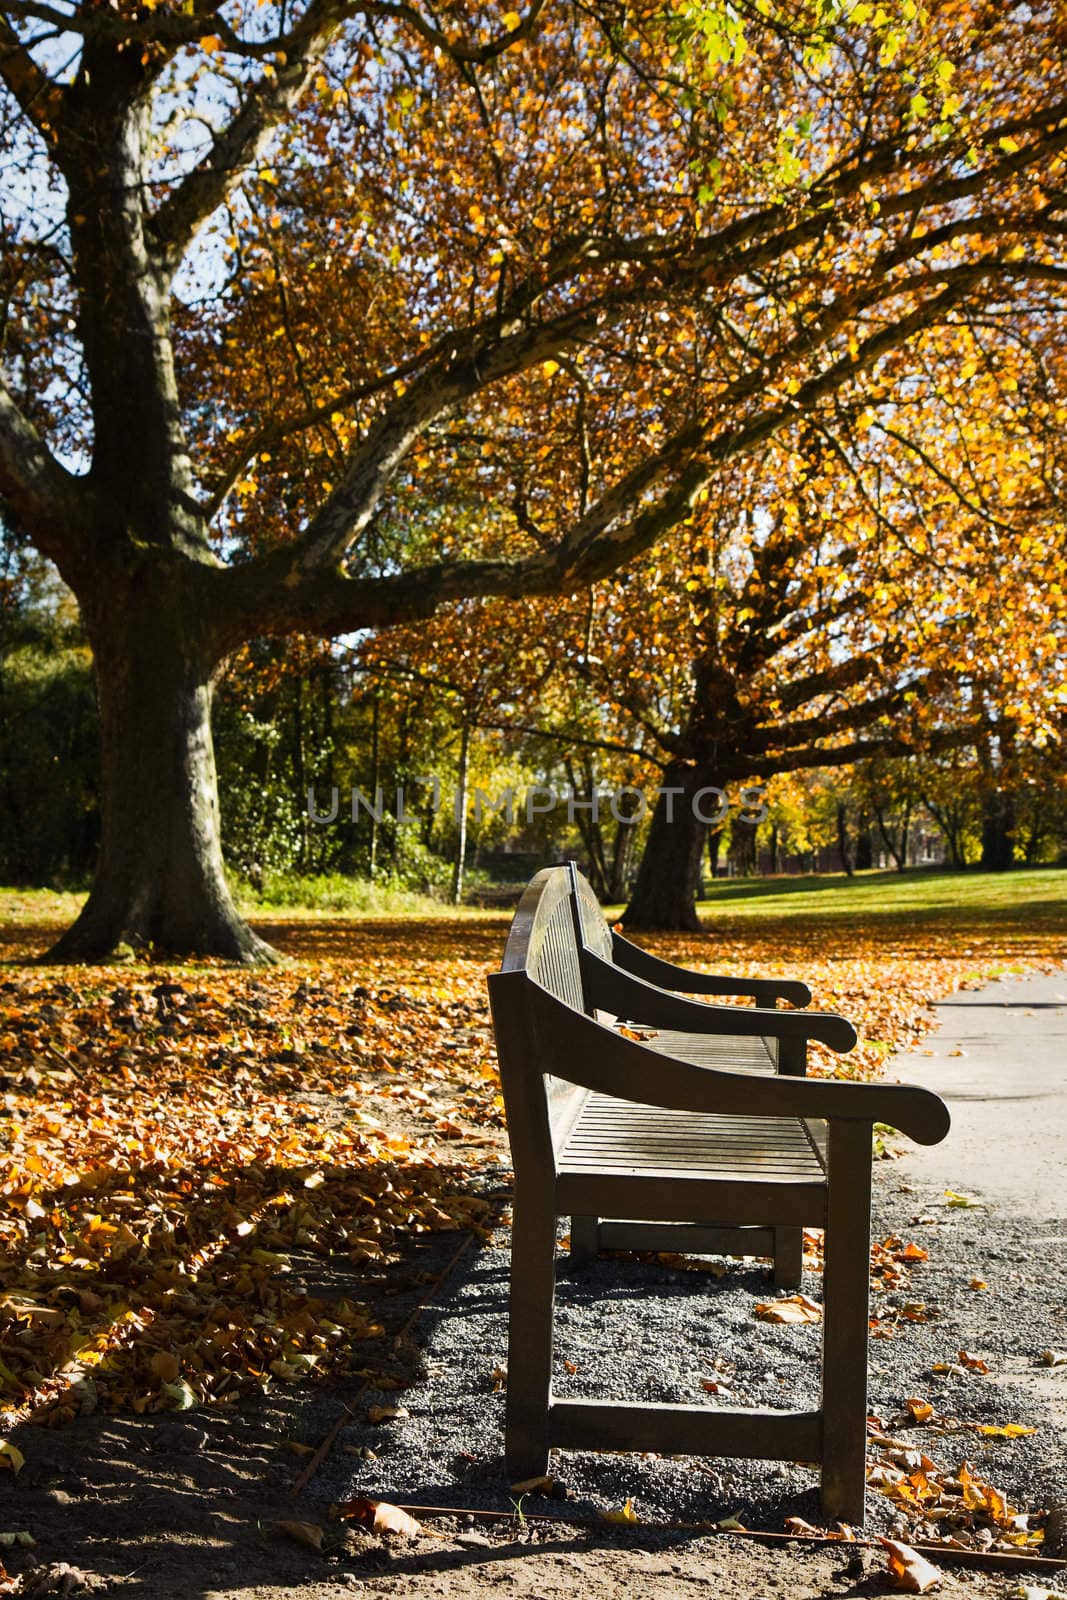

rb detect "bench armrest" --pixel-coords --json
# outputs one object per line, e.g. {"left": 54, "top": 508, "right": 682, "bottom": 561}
{"left": 582, "top": 951, "right": 856, "bottom": 1054}
{"left": 611, "top": 932, "right": 812, "bottom": 1008}
{"left": 500, "top": 978, "right": 949, "bottom": 1147}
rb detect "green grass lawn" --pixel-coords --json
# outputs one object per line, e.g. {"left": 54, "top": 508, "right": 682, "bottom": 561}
{"left": 1, "top": 864, "right": 1064, "bottom": 937}
{"left": 690, "top": 865, "right": 1066, "bottom": 928}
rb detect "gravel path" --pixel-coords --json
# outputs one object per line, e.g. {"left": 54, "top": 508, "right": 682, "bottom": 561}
{"left": 311, "top": 971, "right": 1067, "bottom": 1541}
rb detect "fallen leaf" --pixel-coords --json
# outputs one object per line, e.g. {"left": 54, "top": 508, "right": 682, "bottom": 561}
{"left": 944, "top": 1190, "right": 983, "bottom": 1208}
{"left": 0, "top": 1444, "right": 23, "bottom": 1477}
{"left": 160, "top": 1378, "right": 197, "bottom": 1411}
{"left": 1040, "top": 1350, "right": 1067, "bottom": 1367}
{"left": 755, "top": 1294, "right": 822, "bottom": 1325}
{"left": 717, "top": 1515, "right": 747, "bottom": 1531}
{"left": 880, "top": 1537, "right": 943, "bottom": 1591}
{"left": 976, "top": 1423, "right": 1037, "bottom": 1437}
{"left": 969, "top": 1279, "right": 988, "bottom": 1290}
{"left": 783, "top": 1516, "right": 824, "bottom": 1534}
{"left": 0, "top": 1535, "right": 34, "bottom": 1550}
{"left": 905, "top": 1398, "right": 934, "bottom": 1423}
{"left": 601, "top": 1498, "right": 637, "bottom": 1524}
{"left": 276, "top": 1520, "right": 324, "bottom": 1552}
{"left": 149, "top": 1350, "right": 180, "bottom": 1383}
{"left": 510, "top": 1475, "right": 554, "bottom": 1495}
{"left": 338, "top": 1498, "right": 422, "bottom": 1537}
{"left": 367, "top": 1405, "right": 409, "bottom": 1424}
{"left": 957, "top": 1350, "right": 990, "bottom": 1373}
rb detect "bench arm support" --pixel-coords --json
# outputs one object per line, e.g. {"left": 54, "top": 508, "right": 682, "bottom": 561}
{"left": 611, "top": 932, "right": 812, "bottom": 1008}
{"left": 507, "top": 980, "right": 950, "bottom": 1147}
{"left": 582, "top": 952, "right": 857, "bottom": 1054}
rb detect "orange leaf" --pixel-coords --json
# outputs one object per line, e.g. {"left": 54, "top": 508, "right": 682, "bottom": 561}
{"left": 337, "top": 1498, "right": 422, "bottom": 1538}
{"left": 879, "top": 1537, "right": 942, "bottom": 1592}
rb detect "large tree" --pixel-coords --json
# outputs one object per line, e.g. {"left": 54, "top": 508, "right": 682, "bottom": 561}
{"left": 0, "top": 0, "right": 1064, "bottom": 959}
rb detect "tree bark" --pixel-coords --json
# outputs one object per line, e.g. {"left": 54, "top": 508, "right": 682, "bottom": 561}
{"left": 980, "top": 788, "right": 1016, "bottom": 870}
{"left": 623, "top": 763, "right": 707, "bottom": 932}
{"left": 41, "top": 577, "right": 276, "bottom": 964}
{"left": 836, "top": 802, "right": 855, "bottom": 876}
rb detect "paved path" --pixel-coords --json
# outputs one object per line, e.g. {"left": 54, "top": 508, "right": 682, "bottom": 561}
{"left": 890, "top": 968, "right": 1067, "bottom": 1215}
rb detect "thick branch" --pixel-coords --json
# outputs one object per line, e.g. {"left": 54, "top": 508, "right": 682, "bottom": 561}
{"left": 0, "top": 14, "right": 64, "bottom": 146}
{"left": 0, "top": 374, "right": 90, "bottom": 569}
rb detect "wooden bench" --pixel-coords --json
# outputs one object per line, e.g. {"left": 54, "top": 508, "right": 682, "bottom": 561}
{"left": 487, "top": 864, "right": 950, "bottom": 1526}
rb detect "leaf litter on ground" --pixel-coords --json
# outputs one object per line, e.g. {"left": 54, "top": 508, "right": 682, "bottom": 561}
{"left": 0, "top": 913, "right": 1062, "bottom": 1558}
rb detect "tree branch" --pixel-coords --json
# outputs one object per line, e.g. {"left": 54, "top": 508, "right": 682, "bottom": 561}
{"left": 150, "top": 0, "right": 355, "bottom": 267}
{"left": 0, "top": 374, "right": 91, "bottom": 569}
{"left": 0, "top": 13, "right": 65, "bottom": 148}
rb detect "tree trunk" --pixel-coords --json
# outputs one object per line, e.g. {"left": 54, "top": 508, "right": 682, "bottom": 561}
{"left": 451, "top": 718, "right": 471, "bottom": 905}
{"left": 836, "top": 802, "right": 854, "bottom": 876}
{"left": 623, "top": 764, "right": 707, "bottom": 932}
{"left": 42, "top": 586, "right": 276, "bottom": 964}
{"left": 981, "top": 787, "right": 1016, "bottom": 870}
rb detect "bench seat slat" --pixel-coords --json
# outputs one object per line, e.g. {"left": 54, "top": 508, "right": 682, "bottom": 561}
{"left": 560, "top": 1093, "right": 827, "bottom": 1183}
{"left": 624, "top": 1027, "right": 777, "bottom": 1072}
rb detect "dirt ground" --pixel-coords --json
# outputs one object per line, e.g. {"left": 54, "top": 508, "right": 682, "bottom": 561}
{"left": 1, "top": 1397, "right": 1060, "bottom": 1600}
{"left": 2, "top": 1219, "right": 1064, "bottom": 1600}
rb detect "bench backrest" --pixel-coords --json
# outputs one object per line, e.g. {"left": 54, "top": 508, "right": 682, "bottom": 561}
{"left": 567, "top": 861, "right": 614, "bottom": 964}
{"left": 497, "top": 866, "right": 587, "bottom": 1149}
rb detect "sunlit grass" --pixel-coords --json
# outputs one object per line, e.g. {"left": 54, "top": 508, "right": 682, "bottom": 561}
{"left": 606, "top": 866, "right": 1066, "bottom": 930}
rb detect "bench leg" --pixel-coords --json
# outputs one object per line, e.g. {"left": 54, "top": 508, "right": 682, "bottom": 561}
{"left": 505, "top": 1196, "right": 557, "bottom": 1478}
{"left": 820, "top": 1122, "right": 872, "bottom": 1527}
{"left": 570, "top": 1215, "right": 599, "bottom": 1261}
{"left": 773, "top": 1226, "right": 804, "bottom": 1289}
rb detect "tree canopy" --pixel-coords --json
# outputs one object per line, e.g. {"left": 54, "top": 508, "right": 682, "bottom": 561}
{"left": 0, "top": 0, "right": 1064, "bottom": 956}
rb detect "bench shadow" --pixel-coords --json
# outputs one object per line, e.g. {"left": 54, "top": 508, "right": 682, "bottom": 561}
{"left": 314, "top": 1230, "right": 831, "bottom": 1536}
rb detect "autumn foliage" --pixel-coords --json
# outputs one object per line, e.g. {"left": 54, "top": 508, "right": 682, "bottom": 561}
{"left": 0, "top": 897, "right": 1063, "bottom": 1432}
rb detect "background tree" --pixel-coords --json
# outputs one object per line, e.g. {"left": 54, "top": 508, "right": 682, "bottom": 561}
{"left": 0, "top": 526, "right": 98, "bottom": 884}
{"left": 1, "top": 0, "right": 1065, "bottom": 958}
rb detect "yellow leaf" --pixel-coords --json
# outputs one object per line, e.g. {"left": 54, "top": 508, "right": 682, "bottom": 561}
{"left": 0, "top": 1442, "right": 24, "bottom": 1476}
{"left": 200, "top": 34, "right": 222, "bottom": 52}
{"left": 503, "top": 9, "right": 521, "bottom": 28}
{"left": 601, "top": 1497, "right": 637, "bottom": 1524}
{"left": 542, "top": 360, "right": 560, "bottom": 377}
{"left": 755, "top": 1294, "right": 822, "bottom": 1325}
{"left": 977, "top": 1423, "right": 1037, "bottom": 1437}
